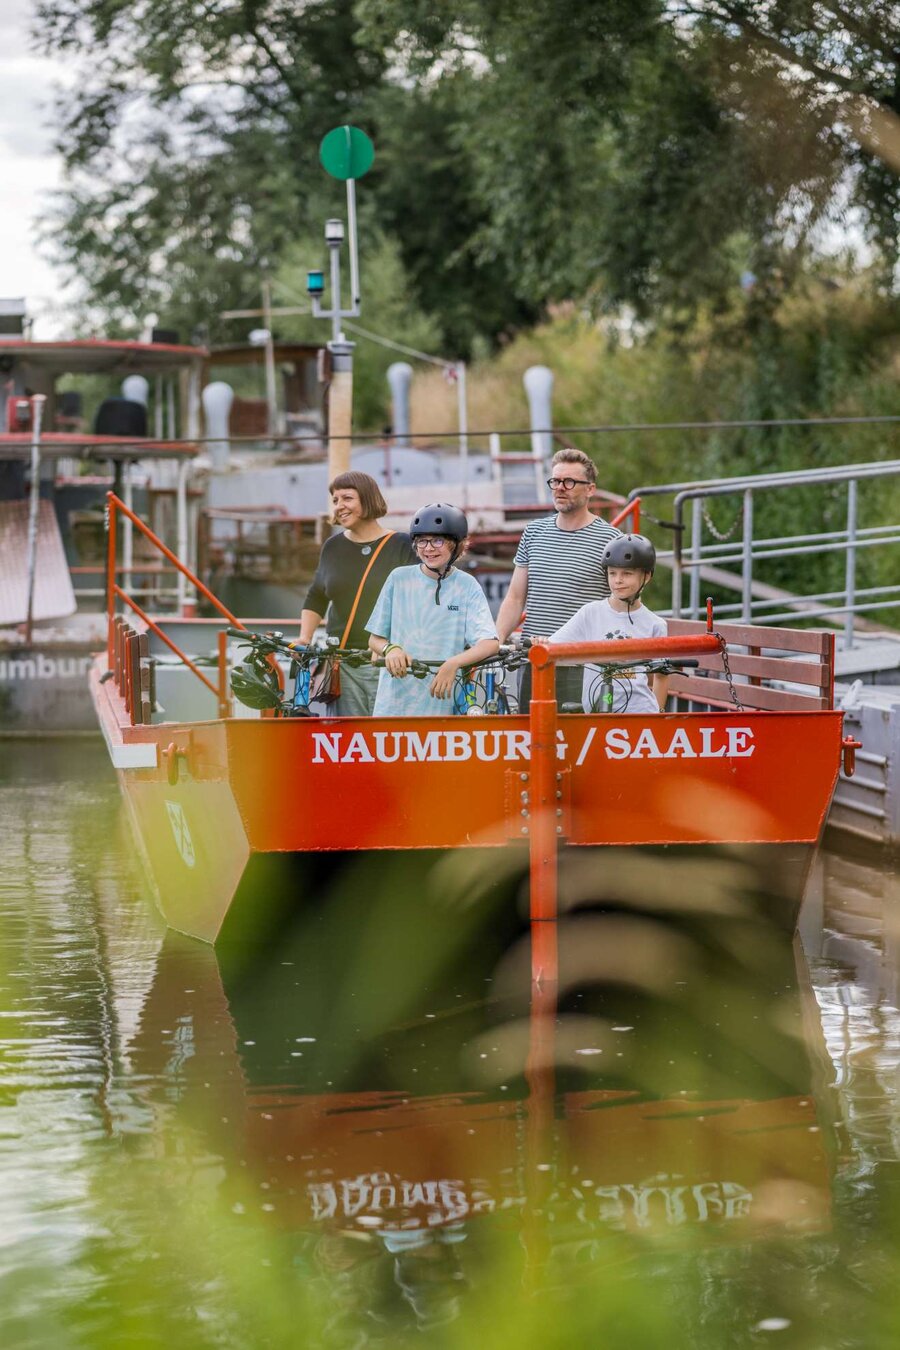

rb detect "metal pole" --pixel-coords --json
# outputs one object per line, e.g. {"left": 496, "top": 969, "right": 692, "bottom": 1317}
{"left": 457, "top": 361, "right": 469, "bottom": 510}
{"left": 671, "top": 499, "right": 684, "bottom": 618}
{"left": 346, "top": 178, "right": 360, "bottom": 310}
{"left": 123, "top": 460, "right": 133, "bottom": 579}
{"left": 262, "top": 278, "right": 278, "bottom": 436}
{"left": 844, "top": 478, "right": 858, "bottom": 650}
{"left": 527, "top": 645, "right": 559, "bottom": 988}
{"left": 328, "top": 241, "right": 342, "bottom": 345}
{"left": 23, "top": 394, "right": 46, "bottom": 644}
{"left": 106, "top": 494, "right": 117, "bottom": 667}
{"left": 489, "top": 431, "right": 502, "bottom": 486}
{"left": 176, "top": 459, "right": 192, "bottom": 616}
{"left": 689, "top": 497, "right": 702, "bottom": 620}
{"left": 741, "top": 488, "right": 754, "bottom": 624}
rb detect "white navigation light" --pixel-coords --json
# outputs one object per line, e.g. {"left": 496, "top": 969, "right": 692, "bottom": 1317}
{"left": 324, "top": 218, "right": 345, "bottom": 245}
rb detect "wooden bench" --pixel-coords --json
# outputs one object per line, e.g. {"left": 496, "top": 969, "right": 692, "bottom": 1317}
{"left": 666, "top": 619, "right": 835, "bottom": 712}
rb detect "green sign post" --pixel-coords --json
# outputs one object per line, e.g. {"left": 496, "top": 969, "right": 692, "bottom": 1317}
{"left": 319, "top": 126, "right": 375, "bottom": 181}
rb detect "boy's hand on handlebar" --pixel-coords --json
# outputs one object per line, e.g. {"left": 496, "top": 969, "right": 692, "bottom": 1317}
{"left": 385, "top": 645, "right": 410, "bottom": 678}
{"left": 430, "top": 658, "right": 461, "bottom": 699}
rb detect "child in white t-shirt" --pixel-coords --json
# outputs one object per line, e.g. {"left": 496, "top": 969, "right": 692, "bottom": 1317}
{"left": 547, "top": 534, "right": 668, "bottom": 714}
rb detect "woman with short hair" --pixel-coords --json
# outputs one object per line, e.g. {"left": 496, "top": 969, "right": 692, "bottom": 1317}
{"left": 299, "top": 471, "right": 415, "bottom": 716}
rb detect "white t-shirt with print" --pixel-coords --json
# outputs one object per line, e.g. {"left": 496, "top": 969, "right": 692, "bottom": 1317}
{"left": 550, "top": 598, "right": 667, "bottom": 713}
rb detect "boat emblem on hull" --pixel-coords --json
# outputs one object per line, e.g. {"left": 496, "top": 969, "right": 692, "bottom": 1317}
{"left": 165, "top": 800, "right": 196, "bottom": 868}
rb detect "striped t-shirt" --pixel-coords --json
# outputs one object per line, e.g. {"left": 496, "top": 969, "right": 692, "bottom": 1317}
{"left": 513, "top": 515, "right": 620, "bottom": 636}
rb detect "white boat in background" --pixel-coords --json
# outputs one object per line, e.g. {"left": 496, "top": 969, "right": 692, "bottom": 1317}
{"left": 0, "top": 304, "right": 623, "bottom": 734}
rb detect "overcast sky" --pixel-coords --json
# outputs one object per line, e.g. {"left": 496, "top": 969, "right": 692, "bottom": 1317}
{"left": 0, "top": 0, "right": 72, "bottom": 336}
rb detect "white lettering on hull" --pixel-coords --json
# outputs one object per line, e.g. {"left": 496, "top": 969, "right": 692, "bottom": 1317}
{"left": 310, "top": 725, "right": 756, "bottom": 765}
{"left": 604, "top": 725, "right": 755, "bottom": 760}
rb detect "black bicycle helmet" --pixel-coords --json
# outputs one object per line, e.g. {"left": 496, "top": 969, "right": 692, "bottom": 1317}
{"left": 602, "top": 533, "right": 656, "bottom": 573}
{"left": 409, "top": 502, "right": 469, "bottom": 541}
{"left": 410, "top": 502, "right": 469, "bottom": 604}
{"left": 230, "top": 659, "right": 283, "bottom": 711}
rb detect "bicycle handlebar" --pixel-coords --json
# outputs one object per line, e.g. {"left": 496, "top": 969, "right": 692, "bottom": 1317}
{"left": 226, "top": 628, "right": 693, "bottom": 679}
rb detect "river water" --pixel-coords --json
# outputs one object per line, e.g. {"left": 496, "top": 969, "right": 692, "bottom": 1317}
{"left": 2, "top": 740, "right": 900, "bottom": 1348}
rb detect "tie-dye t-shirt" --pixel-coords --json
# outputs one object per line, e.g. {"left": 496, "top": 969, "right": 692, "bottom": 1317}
{"left": 365, "top": 565, "right": 497, "bottom": 717}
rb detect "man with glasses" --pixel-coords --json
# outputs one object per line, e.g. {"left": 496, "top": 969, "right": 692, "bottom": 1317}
{"left": 495, "top": 448, "right": 620, "bottom": 709}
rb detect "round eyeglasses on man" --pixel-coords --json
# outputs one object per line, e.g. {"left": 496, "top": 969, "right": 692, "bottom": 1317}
{"left": 546, "top": 475, "right": 591, "bottom": 491}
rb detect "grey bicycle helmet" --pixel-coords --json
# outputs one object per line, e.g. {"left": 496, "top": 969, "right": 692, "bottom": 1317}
{"left": 602, "top": 533, "right": 656, "bottom": 573}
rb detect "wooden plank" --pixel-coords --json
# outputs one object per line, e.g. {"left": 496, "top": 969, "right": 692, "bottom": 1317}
{"left": 675, "top": 650, "right": 830, "bottom": 687}
{"left": 668, "top": 618, "right": 831, "bottom": 655}
{"left": 668, "top": 672, "right": 829, "bottom": 711}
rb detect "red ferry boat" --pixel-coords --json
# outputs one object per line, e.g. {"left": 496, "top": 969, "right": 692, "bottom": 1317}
{"left": 90, "top": 493, "right": 853, "bottom": 956}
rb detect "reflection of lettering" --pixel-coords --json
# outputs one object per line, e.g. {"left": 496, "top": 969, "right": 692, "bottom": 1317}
{"left": 306, "top": 1171, "right": 753, "bottom": 1231}
{"left": 595, "top": 1181, "right": 752, "bottom": 1228}
{"left": 307, "top": 1171, "right": 520, "bottom": 1228}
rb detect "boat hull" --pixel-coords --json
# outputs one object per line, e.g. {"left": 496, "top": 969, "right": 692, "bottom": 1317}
{"left": 92, "top": 663, "right": 843, "bottom": 943}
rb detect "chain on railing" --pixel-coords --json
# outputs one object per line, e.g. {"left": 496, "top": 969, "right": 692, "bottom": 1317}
{"left": 662, "top": 461, "right": 900, "bottom": 646}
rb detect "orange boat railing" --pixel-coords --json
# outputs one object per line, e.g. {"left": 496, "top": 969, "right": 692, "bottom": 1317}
{"left": 105, "top": 491, "right": 255, "bottom": 722}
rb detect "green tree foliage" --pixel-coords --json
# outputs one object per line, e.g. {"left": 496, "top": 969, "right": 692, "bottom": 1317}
{"left": 35, "top": 0, "right": 900, "bottom": 353}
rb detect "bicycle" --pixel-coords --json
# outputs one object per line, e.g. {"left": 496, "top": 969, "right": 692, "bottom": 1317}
{"left": 227, "top": 629, "right": 442, "bottom": 716}
{"left": 452, "top": 638, "right": 532, "bottom": 715}
{"left": 584, "top": 657, "right": 700, "bottom": 713}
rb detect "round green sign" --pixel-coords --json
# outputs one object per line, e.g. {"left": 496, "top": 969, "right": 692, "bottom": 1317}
{"left": 319, "top": 126, "right": 375, "bottom": 181}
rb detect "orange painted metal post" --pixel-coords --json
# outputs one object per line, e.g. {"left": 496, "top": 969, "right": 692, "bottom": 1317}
{"left": 528, "top": 643, "right": 559, "bottom": 987}
{"left": 106, "top": 492, "right": 245, "bottom": 629}
{"left": 610, "top": 496, "right": 640, "bottom": 533}
{"left": 217, "top": 630, "right": 231, "bottom": 720}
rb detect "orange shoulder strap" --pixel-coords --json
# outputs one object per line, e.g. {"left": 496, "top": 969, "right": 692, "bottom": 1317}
{"left": 339, "top": 531, "right": 395, "bottom": 647}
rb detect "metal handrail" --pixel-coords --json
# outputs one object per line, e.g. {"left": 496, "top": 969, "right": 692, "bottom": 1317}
{"left": 628, "top": 457, "right": 900, "bottom": 505}
{"left": 653, "top": 461, "right": 900, "bottom": 647}
{"left": 106, "top": 491, "right": 251, "bottom": 717}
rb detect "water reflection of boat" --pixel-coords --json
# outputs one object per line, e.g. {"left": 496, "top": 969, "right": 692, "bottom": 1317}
{"left": 122, "top": 880, "right": 835, "bottom": 1282}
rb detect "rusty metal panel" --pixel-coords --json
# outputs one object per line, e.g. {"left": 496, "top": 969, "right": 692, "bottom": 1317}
{"left": 0, "top": 499, "right": 76, "bottom": 624}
